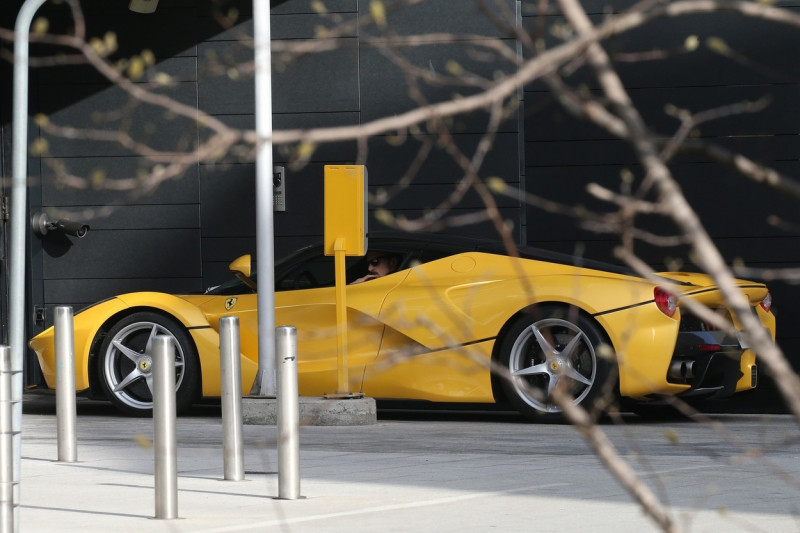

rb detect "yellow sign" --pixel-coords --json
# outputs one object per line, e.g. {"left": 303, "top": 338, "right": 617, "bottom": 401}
{"left": 323, "top": 165, "right": 367, "bottom": 256}
{"left": 323, "top": 165, "right": 368, "bottom": 396}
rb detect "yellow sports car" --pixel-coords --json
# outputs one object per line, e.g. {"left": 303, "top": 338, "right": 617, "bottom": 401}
{"left": 29, "top": 234, "right": 775, "bottom": 419}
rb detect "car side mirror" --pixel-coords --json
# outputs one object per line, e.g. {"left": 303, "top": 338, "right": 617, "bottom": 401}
{"left": 229, "top": 254, "right": 256, "bottom": 290}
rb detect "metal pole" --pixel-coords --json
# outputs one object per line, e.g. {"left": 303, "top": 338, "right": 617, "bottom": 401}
{"left": 276, "top": 326, "right": 300, "bottom": 499}
{"left": 54, "top": 307, "right": 77, "bottom": 463}
{"left": 12, "top": 2, "right": 48, "bottom": 529}
{"left": 0, "top": 346, "right": 16, "bottom": 533}
{"left": 153, "top": 336, "right": 177, "bottom": 520}
{"left": 219, "top": 317, "right": 244, "bottom": 481}
{"left": 250, "top": 0, "right": 277, "bottom": 397}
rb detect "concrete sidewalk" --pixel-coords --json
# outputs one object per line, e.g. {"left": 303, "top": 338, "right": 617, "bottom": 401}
{"left": 17, "top": 393, "right": 800, "bottom": 532}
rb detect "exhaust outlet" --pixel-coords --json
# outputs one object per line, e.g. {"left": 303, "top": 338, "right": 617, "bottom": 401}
{"left": 668, "top": 360, "right": 694, "bottom": 380}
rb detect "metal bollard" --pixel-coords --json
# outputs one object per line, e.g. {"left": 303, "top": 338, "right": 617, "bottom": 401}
{"left": 220, "top": 317, "right": 244, "bottom": 481}
{"left": 276, "top": 326, "right": 300, "bottom": 499}
{"left": 0, "top": 346, "right": 15, "bottom": 532}
{"left": 153, "top": 335, "right": 178, "bottom": 520}
{"left": 54, "top": 307, "right": 77, "bottom": 463}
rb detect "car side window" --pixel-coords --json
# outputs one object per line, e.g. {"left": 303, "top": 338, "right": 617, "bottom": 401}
{"left": 277, "top": 255, "right": 363, "bottom": 291}
{"left": 346, "top": 251, "right": 414, "bottom": 284}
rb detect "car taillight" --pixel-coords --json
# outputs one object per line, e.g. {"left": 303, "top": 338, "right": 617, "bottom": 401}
{"left": 699, "top": 344, "right": 722, "bottom": 352}
{"left": 655, "top": 287, "right": 677, "bottom": 317}
{"left": 760, "top": 292, "right": 772, "bottom": 313}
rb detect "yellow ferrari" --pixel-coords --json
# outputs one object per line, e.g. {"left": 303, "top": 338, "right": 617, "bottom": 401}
{"left": 29, "top": 234, "right": 775, "bottom": 419}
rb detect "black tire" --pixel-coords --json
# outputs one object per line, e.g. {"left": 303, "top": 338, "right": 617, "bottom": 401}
{"left": 497, "top": 306, "right": 613, "bottom": 421}
{"left": 97, "top": 312, "right": 201, "bottom": 416}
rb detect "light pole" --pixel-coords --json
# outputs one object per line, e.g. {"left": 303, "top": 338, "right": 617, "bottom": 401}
{"left": 250, "top": 0, "right": 277, "bottom": 397}
{"left": 11, "top": 2, "right": 49, "bottom": 530}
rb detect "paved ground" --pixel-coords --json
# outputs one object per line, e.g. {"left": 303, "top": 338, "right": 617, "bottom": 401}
{"left": 16, "top": 392, "right": 800, "bottom": 532}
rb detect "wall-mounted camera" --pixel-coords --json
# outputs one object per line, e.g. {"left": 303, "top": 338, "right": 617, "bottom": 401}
{"left": 31, "top": 212, "right": 90, "bottom": 239}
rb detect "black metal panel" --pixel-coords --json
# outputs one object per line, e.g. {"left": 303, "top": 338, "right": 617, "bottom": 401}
{"left": 359, "top": 43, "right": 520, "bottom": 133}
{"left": 39, "top": 81, "right": 199, "bottom": 158}
{"left": 230, "top": 0, "right": 357, "bottom": 18}
{"left": 609, "top": 11, "right": 800, "bottom": 88}
{"left": 365, "top": 132, "right": 522, "bottom": 186}
{"left": 197, "top": 39, "right": 360, "bottom": 115}
{"left": 41, "top": 228, "right": 201, "bottom": 279}
{"left": 525, "top": 158, "right": 800, "bottom": 243}
{"left": 200, "top": 162, "right": 325, "bottom": 239}
{"left": 203, "top": 112, "right": 360, "bottom": 163}
{"left": 521, "top": 133, "right": 800, "bottom": 168}
{"left": 365, "top": 207, "right": 523, "bottom": 241}
{"left": 526, "top": 138, "right": 638, "bottom": 167}
{"left": 211, "top": 11, "right": 359, "bottom": 41}
{"left": 631, "top": 85, "right": 800, "bottom": 138}
{"left": 84, "top": 205, "right": 199, "bottom": 231}
{"left": 380, "top": 183, "right": 518, "bottom": 210}
{"left": 199, "top": 163, "right": 257, "bottom": 238}
{"left": 40, "top": 157, "right": 199, "bottom": 207}
{"left": 38, "top": 56, "right": 198, "bottom": 86}
{"left": 200, "top": 237, "right": 257, "bottom": 262}
{"left": 356, "top": 0, "right": 520, "bottom": 133}
{"left": 359, "top": 0, "right": 515, "bottom": 35}
{"left": 522, "top": 7, "right": 800, "bottom": 89}
{"left": 21, "top": 2, "right": 218, "bottom": 119}
{"left": 525, "top": 86, "right": 800, "bottom": 142}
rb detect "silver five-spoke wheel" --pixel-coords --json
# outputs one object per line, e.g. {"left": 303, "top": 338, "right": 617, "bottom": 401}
{"left": 97, "top": 312, "right": 200, "bottom": 416}
{"left": 498, "top": 307, "right": 612, "bottom": 420}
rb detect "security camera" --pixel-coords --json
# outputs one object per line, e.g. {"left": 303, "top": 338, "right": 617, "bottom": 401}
{"left": 31, "top": 212, "right": 90, "bottom": 239}
{"left": 56, "top": 219, "right": 90, "bottom": 238}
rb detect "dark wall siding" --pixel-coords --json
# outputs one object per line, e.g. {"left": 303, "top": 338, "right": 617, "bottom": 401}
{"left": 357, "top": 0, "right": 523, "bottom": 248}
{"left": 197, "top": 41, "right": 361, "bottom": 115}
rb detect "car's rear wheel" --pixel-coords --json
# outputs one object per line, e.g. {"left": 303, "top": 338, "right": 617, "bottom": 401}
{"left": 498, "top": 306, "right": 613, "bottom": 421}
{"left": 97, "top": 312, "right": 200, "bottom": 416}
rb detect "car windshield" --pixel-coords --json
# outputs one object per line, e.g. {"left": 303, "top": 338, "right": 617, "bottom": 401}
{"left": 205, "top": 244, "right": 414, "bottom": 295}
{"left": 205, "top": 274, "right": 257, "bottom": 295}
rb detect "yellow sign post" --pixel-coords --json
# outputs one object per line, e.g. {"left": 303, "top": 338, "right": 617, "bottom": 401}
{"left": 324, "top": 165, "right": 367, "bottom": 397}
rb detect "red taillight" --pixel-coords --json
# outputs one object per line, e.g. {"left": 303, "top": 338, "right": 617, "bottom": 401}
{"left": 699, "top": 344, "right": 722, "bottom": 352}
{"left": 760, "top": 292, "right": 772, "bottom": 313}
{"left": 655, "top": 287, "right": 677, "bottom": 317}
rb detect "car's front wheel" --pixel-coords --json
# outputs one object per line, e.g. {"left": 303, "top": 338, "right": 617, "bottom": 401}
{"left": 97, "top": 312, "right": 200, "bottom": 416}
{"left": 498, "top": 307, "right": 613, "bottom": 421}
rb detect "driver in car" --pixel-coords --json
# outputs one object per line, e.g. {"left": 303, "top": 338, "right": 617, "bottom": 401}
{"left": 351, "top": 251, "right": 400, "bottom": 284}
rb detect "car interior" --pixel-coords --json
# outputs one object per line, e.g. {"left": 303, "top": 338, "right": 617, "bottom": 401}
{"left": 207, "top": 241, "right": 464, "bottom": 294}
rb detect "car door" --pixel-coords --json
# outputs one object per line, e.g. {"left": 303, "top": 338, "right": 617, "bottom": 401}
{"left": 272, "top": 252, "right": 407, "bottom": 396}
{"left": 360, "top": 251, "right": 496, "bottom": 403}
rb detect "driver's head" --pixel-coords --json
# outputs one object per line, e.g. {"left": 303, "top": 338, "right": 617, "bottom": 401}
{"left": 365, "top": 251, "right": 399, "bottom": 277}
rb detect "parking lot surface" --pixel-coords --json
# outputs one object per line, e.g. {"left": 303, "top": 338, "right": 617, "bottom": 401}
{"left": 18, "top": 393, "right": 800, "bottom": 532}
